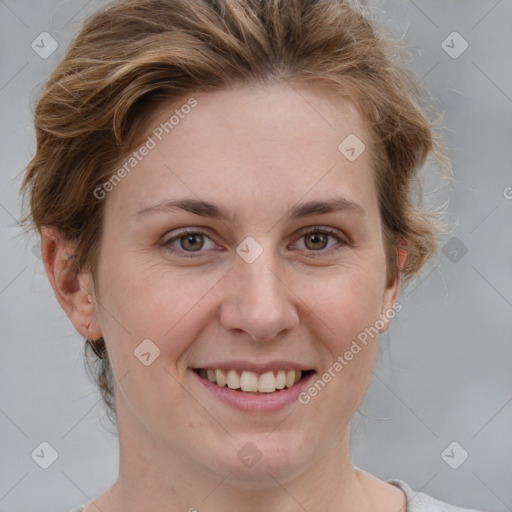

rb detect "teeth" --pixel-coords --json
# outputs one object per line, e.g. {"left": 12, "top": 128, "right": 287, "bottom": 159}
{"left": 275, "top": 370, "right": 286, "bottom": 389}
{"left": 226, "top": 370, "right": 240, "bottom": 389}
{"left": 285, "top": 370, "right": 296, "bottom": 388}
{"left": 199, "top": 368, "right": 304, "bottom": 392}
{"left": 259, "top": 371, "right": 276, "bottom": 393}
{"left": 240, "top": 371, "right": 258, "bottom": 392}
{"left": 215, "top": 369, "right": 227, "bottom": 387}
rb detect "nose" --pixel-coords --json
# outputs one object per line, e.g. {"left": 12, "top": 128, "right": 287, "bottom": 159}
{"left": 219, "top": 253, "right": 299, "bottom": 342}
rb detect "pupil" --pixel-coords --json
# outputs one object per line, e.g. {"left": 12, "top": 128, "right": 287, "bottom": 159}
{"left": 307, "top": 233, "right": 327, "bottom": 250}
{"left": 182, "top": 234, "right": 203, "bottom": 251}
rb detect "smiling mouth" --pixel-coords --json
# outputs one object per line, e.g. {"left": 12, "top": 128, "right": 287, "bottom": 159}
{"left": 193, "top": 368, "right": 314, "bottom": 394}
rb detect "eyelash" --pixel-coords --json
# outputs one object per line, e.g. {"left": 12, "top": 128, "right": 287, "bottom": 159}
{"left": 161, "top": 226, "right": 348, "bottom": 259}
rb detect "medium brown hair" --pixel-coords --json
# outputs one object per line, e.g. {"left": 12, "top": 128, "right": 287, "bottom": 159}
{"left": 21, "top": 0, "right": 449, "bottom": 424}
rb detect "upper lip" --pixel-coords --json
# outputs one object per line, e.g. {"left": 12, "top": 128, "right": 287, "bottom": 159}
{"left": 192, "top": 361, "right": 314, "bottom": 373}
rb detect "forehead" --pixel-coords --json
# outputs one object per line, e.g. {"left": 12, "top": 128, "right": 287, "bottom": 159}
{"left": 106, "top": 83, "right": 379, "bottom": 221}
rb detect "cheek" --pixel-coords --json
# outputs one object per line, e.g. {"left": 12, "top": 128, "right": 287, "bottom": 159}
{"left": 295, "top": 261, "right": 385, "bottom": 413}
{"left": 95, "top": 249, "right": 219, "bottom": 364}
{"left": 302, "top": 262, "right": 386, "bottom": 346}
{"left": 93, "top": 255, "right": 213, "bottom": 418}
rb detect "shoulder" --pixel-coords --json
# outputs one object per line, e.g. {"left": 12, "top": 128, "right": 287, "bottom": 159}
{"left": 387, "top": 479, "right": 485, "bottom": 512}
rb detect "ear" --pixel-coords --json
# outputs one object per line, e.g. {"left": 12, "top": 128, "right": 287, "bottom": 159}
{"left": 378, "top": 239, "right": 408, "bottom": 333}
{"left": 41, "top": 227, "right": 102, "bottom": 340}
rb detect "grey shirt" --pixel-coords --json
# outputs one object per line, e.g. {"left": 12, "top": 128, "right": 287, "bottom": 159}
{"left": 387, "top": 479, "right": 483, "bottom": 511}
{"left": 69, "top": 479, "right": 483, "bottom": 511}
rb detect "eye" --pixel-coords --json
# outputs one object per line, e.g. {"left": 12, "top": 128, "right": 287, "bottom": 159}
{"left": 162, "top": 230, "right": 217, "bottom": 257}
{"left": 161, "top": 226, "right": 348, "bottom": 259}
{"left": 292, "top": 226, "right": 347, "bottom": 257}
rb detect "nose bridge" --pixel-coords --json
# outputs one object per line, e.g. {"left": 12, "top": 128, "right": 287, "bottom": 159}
{"left": 239, "top": 256, "right": 282, "bottom": 305}
{"left": 220, "top": 243, "right": 298, "bottom": 341}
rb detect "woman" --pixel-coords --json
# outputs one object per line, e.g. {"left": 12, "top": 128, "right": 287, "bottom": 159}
{"left": 21, "top": 0, "right": 483, "bottom": 511}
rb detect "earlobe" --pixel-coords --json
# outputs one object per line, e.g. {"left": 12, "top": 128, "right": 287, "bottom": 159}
{"left": 41, "top": 227, "right": 102, "bottom": 340}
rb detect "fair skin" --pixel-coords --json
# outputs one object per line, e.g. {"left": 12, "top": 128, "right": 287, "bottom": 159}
{"left": 43, "top": 83, "right": 407, "bottom": 512}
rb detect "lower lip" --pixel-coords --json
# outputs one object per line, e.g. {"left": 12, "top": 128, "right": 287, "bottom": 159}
{"left": 192, "top": 370, "right": 315, "bottom": 412}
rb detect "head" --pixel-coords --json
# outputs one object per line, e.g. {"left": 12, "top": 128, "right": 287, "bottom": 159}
{"left": 22, "top": 0, "right": 447, "bottom": 486}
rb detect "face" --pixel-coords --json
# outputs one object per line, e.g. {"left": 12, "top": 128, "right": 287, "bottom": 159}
{"left": 88, "top": 83, "right": 399, "bottom": 486}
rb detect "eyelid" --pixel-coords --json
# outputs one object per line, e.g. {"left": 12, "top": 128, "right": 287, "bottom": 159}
{"left": 162, "top": 228, "right": 219, "bottom": 258}
{"left": 293, "top": 225, "right": 347, "bottom": 242}
{"left": 289, "top": 226, "right": 349, "bottom": 256}
{"left": 161, "top": 225, "right": 349, "bottom": 258}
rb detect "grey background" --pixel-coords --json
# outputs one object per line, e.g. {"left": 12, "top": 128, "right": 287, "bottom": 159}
{"left": 0, "top": 1, "right": 511, "bottom": 511}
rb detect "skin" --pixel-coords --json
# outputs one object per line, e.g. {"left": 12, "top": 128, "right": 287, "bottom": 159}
{"left": 43, "top": 83, "right": 407, "bottom": 512}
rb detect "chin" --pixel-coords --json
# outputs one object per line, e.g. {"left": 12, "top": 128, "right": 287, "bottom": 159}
{"left": 203, "top": 432, "right": 316, "bottom": 489}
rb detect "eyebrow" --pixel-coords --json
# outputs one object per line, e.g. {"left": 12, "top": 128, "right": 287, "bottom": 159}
{"left": 134, "top": 197, "right": 366, "bottom": 222}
